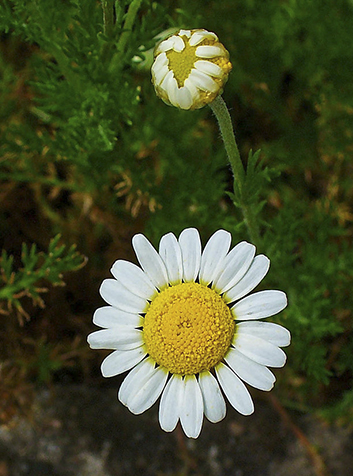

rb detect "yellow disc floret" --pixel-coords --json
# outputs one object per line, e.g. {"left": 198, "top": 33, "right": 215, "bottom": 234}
{"left": 143, "top": 282, "right": 235, "bottom": 375}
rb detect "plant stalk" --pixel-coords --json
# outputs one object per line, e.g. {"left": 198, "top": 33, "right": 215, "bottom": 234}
{"left": 101, "top": 0, "right": 115, "bottom": 38}
{"left": 209, "top": 95, "right": 261, "bottom": 246}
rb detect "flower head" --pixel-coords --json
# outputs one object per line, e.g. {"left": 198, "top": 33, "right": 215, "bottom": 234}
{"left": 151, "top": 29, "right": 232, "bottom": 110}
{"left": 88, "top": 229, "right": 290, "bottom": 438}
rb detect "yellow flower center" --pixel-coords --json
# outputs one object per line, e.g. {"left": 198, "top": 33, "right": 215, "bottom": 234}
{"left": 143, "top": 282, "right": 235, "bottom": 375}
{"left": 166, "top": 37, "right": 198, "bottom": 87}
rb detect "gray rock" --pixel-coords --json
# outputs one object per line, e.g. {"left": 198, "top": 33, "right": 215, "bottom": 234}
{"left": 1, "top": 384, "right": 352, "bottom": 476}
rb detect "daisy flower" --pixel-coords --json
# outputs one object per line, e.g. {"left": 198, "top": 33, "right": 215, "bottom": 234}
{"left": 151, "top": 29, "right": 232, "bottom": 110}
{"left": 88, "top": 228, "right": 290, "bottom": 438}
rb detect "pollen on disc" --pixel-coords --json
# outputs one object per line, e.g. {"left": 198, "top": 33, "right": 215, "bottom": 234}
{"left": 143, "top": 282, "right": 235, "bottom": 375}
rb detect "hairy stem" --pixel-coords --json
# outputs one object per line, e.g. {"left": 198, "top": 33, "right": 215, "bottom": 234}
{"left": 209, "top": 96, "right": 261, "bottom": 246}
{"left": 209, "top": 95, "right": 244, "bottom": 185}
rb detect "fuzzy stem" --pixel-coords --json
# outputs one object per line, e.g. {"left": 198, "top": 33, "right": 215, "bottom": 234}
{"left": 209, "top": 96, "right": 261, "bottom": 246}
{"left": 209, "top": 95, "right": 244, "bottom": 185}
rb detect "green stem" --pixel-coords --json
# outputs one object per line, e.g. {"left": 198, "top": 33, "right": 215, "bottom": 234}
{"left": 241, "top": 193, "right": 261, "bottom": 247}
{"left": 209, "top": 96, "right": 261, "bottom": 246}
{"left": 101, "top": 0, "right": 115, "bottom": 38}
{"left": 109, "top": 0, "right": 143, "bottom": 73}
{"left": 209, "top": 95, "right": 244, "bottom": 185}
{"left": 117, "top": 0, "right": 142, "bottom": 52}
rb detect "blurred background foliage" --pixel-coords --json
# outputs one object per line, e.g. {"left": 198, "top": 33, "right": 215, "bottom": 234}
{"left": 1, "top": 0, "right": 353, "bottom": 427}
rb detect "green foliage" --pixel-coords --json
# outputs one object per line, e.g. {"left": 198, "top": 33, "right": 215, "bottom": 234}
{"left": 262, "top": 199, "right": 353, "bottom": 409}
{"left": 18, "top": 338, "right": 64, "bottom": 384}
{"left": 0, "top": 235, "right": 86, "bottom": 320}
{"left": 1, "top": 0, "right": 353, "bottom": 426}
{"left": 230, "top": 149, "right": 279, "bottom": 221}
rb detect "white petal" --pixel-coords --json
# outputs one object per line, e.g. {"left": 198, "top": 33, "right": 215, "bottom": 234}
{"left": 178, "top": 29, "right": 191, "bottom": 38}
{"left": 153, "top": 64, "right": 170, "bottom": 87}
{"left": 180, "top": 375, "right": 204, "bottom": 438}
{"left": 194, "top": 60, "right": 223, "bottom": 78}
{"left": 159, "top": 374, "right": 183, "bottom": 432}
{"left": 100, "top": 279, "right": 147, "bottom": 313}
{"left": 189, "top": 30, "right": 218, "bottom": 46}
{"left": 224, "top": 255, "right": 270, "bottom": 303}
{"left": 153, "top": 51, "right": 168, "bottom": 69}
{"left": 158, "top": 232, "right": 183, "bottom": 284}
{"left": 175, "top": 86, "right": 193, "bottom": 110}
{"left": 199, "top": 230, "right": 231, "bottom": 285}
{"left": 111, "top": 260, "right": 157, "bottom": 300}
{"left": 196, "top": 45, "right": 224, "bottom": 58}
{"left": 156, "top": 37, "right": 176, "bottom": 54}
{"left": 152, "top": 52, "right": 168, "bottom": 76}
{"left": 161, "top": 72, "right": 179, "bottom": 107}
{"left": 118, "top": 357, "right": 155, "bottom": 405}
{"left": 215, "top": 363, "right": 254, "bottom": 415}
{"left": 178, "top": 228, "right": 201, "bottom": 282}
{"left": 87, "top": 328, "right": 143, "bottom": 350}
{"left": 167, "top": 81, "right": 180, "bottom": 107}
{"left": 198, "top": 371, "right": 226, "bottom": 423}
{"left": 233, "top": 333, "right": 287, "bottom": 368}
{"left": 171, "top": 35, "right": 185, "bottom": 52}
{"left": 93, "top": 306, "right": 143, "bottom": 328}
{"left": 188, "top": 69, "right": 219, "bottom": 93}
{"left": 160, "top": 69, "right": 173, "bottom": 92}
{"left": 125, "top": 366, "right": 168, "bottom": 414}
{"left": 132, "top": 234, "right": 169, "bottom": 290}
{"left": 232, "top": 290, "right": 288, "bottom": 320}
{"left": 225, "top": 347, "right": 276, "bottom": 391}
{"left": 183, "top": 77, "right": 199, "bottom": 102}
{"left": 237, "top": 321, "right": 291, "bottom": 347}
{"left": 212, "top": 241, "right": 255, "bottom": 294}
{"left": 101, "top": 347, "right": 146, "bottom": 377}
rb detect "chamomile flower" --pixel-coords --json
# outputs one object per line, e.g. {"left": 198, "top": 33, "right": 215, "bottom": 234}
{"left": 88, "top": 229, "right": 290, "bottom": 438}
{"left": 151, "top": 29, "right": 232, "bottom": 110}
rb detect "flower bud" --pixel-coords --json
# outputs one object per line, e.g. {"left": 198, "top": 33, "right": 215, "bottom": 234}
{"left": 151, "top": 29, "right": 232, "bottom": 110}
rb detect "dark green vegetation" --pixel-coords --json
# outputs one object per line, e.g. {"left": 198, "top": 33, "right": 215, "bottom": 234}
{"left": 1, "top": 0, "right": 353, "bottom": 431}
